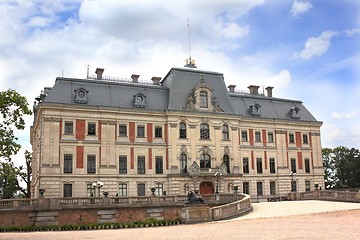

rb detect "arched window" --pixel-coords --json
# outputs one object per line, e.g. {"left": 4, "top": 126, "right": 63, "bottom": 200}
{"left": 180, "top": 153, "right": 187, "bottom": 173}
{"left": 199, "top": 91, "right": 208, "bottom": 108}
{"left": 200, "top": 123, "right": 210, "bottom": 139}
{"left": 223, "top": 154, "right": 230, "bottom": 173}
{"left": 200, "top": 154, "right": 211, "bottom": 169}
{"left": 179, "top": 122, "right": 187, "bottom": 139}
{"left": 222, "top": 125, "right": 229, "bottom": 140}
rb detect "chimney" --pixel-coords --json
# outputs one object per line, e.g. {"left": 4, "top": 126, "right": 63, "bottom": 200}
{"left": 265, "top": 86, "right": 274, "bottom": 97}
{"left": 228, "top": 85, "right": 236, "bottom": 93}
{"left": 151, "top": 77, "right": 161, "bottom": 85}
{"left": 95, "top": 68, "right": 104, "bottom": 80}
{"left": 248, "top": 85, "right": 260, "bottom": 95}
{"left": 131, "top": 74, "right": 140, "bottom": 83}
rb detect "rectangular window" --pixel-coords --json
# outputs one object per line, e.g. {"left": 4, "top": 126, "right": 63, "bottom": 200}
{"left": 256, "top": 158, "right": 263, "bottom": 174}
{"left": 155, "top": 182, "right": 164, "bottom": 196}
{"left": 118, "top": 183, "right": 127, "bottom": 197}
{"left": 155, "top": 156, "right": 163, "bottom": 174}
{"left": 137, "top": 125, "right": 145, "bottom": 138}
{"left": 137, "top": 183, "right": 145, "bottom": 196}
{"left": 64, "top": 121, "right": 73, "bottom": 135}
{"left": 270, "top": 181, "right": 276, "bottom": 195}
{"left": 303, "top": 134, "right": 309, "bottom": 144}
{"left": 63, "top": 154, "right": 73, "bottom": 173}
{"left": 119, "top": 155, "right": 127, "bottom": 174}
{"left": 305, "top": 158, "right": 311, "bottom": 173}
{"left": 63, "top": 184, "right": 72, "bottom": 198}
{"left": 291, "top": 158, "right": 296, "bottom": 173}
{"left": 119, "top": 124, "right": 127, "bottom": 137}
{"left": 200, "top": 91, "right": 208, "bottom": 108}
{"left": 268, "top": 132, "right": 274, "bottom": 143}
{"left": 269, "top": 158, "right": 276, "bottom": 174}
{"left": 155, "top": 126, "right": 162, "bottom": 138}
{"left": 243, "top": 158, "right": 249, "bottom": 174}
{"left": 241, "top": 130, "right": 248, "bottom": 142}
{"left": 179, "top": 123, "right": 187, "bottom": 139}
{"left": 87, "top": 155, "right": 96, "bottom": 174}
{"left": 289, "top": 133, "right": 295, "bottom": 143}
{"left": 88, "top": 122, "right": 96, "bottom": 135}
{"left": 87, "top": 184, "right": 95, "bottom": 197}
{"left": 257, "top": 182, "right": 263, "bottom": 196}
{"left": 305, "top": 180, "right": 311, "bottom": 192}
{"left": 243, "top": 182, "right": 250, "bottom": 195}
{"left": 255, "top": 131, "right": 261, "bottom": 142}
{"left": 137, "top": 156, "right": 145, "bottom": 174}
{"left": 200, "top": 124, "right": 210, "bottom": 140}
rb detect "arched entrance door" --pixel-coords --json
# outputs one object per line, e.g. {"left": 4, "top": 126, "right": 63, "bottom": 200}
{"left": 200, "top": 182, "right": 214, "bottom": 195}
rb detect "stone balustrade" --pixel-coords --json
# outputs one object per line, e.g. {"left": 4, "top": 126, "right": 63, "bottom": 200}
{"left": 293, "top": 190, "right": 360, "bottom": 202}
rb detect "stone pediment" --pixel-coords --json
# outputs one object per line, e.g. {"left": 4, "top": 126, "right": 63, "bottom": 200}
{"left": 188, "top": 161, "right": 200, "bottom": 176}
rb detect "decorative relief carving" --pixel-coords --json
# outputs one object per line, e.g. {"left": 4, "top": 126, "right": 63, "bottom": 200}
{"left": 213, "top": 126, "right": 221, "bottom": 130}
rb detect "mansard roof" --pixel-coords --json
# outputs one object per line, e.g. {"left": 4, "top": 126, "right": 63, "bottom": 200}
{"left": 40, "top": 67, "right": 319, "bottom": 122}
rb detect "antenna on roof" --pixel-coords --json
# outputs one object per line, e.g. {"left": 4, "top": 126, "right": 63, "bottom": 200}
{"left": 86, "top": 64, "right": 90, "bottom": 79}
{"left": 184, "top": 19, "right": 197, "bottom": 68}
{"left": 61, "top": 69, "right": 64, "bottom": 77}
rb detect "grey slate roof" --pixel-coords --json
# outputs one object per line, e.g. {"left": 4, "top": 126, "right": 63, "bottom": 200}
{"left": 161, "top": 67, "right": 236, "bottom": 114}
{"left": 41, "top": 67, "right": 319, "bottom": 122}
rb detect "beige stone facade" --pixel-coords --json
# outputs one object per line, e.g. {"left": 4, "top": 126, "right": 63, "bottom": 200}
{"left": 31, "top": 67, "right": 324, "bottom": 199}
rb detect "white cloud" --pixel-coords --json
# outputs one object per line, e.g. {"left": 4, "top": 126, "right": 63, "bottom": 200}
{"left": 294, "top": 31, "right": 338, "bottom": 60}
{"left": 290, "top": 1, "right": 313, "bottom": 18}
{"left": 265, "top": 69, "right": 292, "bottom": 89}
{"left": 217, "top": 23, "right": 250, "bottom": 39}
{"left": 344, "top": 28, "right": 360, "bottom": 37}
{"left": 27, "top": 16, "right": 53, "bottom": 27}
{"left": 331, "top": 111, "right": 357, "bottom": 119}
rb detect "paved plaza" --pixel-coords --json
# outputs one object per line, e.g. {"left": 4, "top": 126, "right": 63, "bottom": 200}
{"left": 2, "top": 200, "right": 360, "bottom": 240}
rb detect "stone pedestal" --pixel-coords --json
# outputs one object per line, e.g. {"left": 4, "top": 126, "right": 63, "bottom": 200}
{"left": 181, "top": 204, "right": 210, "bottom": 224}
{"left": 288, "top": 192, "right": 297, "bottom": 201}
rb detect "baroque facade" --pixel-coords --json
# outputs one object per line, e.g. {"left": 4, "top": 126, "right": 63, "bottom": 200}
{"left": 31, "top": 65, "right": 324, "bottom": 199}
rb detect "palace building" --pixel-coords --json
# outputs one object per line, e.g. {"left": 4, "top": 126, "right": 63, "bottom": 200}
{"left": 31, "top": 63, "right": 324, "bottom": 199}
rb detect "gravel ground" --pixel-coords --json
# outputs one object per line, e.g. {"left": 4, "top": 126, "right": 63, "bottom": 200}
{"left": 1, "top": 200, "right": 360, "bottom": 240}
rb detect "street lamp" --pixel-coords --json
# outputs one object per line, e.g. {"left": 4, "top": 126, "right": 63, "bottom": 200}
{"left": 289, "top": 171, "right": 296, "bottom": 192}
{"left": 214, "top": 172, "right": 223, "bottom": 194}
{"left": 92, "top": 181, "right": 104, "bottom": 197}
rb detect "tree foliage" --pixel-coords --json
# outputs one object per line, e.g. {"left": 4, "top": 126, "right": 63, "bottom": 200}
{"left": 18, "top": 150, "right": 32, "bottom": 198}
{"left": 322, "top": 148, "right": 336, "bottom": 189}
{"left": 0, "top": 162, "right": 20, "bottom": 199}
{"left": 323, "top": 146, "right": 360, "bottom": 189}
{"left": 0, "top": 150, "right": 32, "bottom": 199}
{"left": 0, "top": 89, "right": 32, "bottom": 161}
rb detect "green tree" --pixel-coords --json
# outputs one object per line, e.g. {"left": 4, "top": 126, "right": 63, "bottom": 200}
{"left": 0, "top": 162, "right": 21, "bottom": 199}
{"left": 18, "top": 150, "right": 32, "bottom": 198}
{"left": 333, "top": 146, "right": 360, "bottom": 189}
{"left": 322, "top": 147, "right": 336, "bottom": 189}
{"left": 0, "top": 89, "right": 32, "bottom": 161}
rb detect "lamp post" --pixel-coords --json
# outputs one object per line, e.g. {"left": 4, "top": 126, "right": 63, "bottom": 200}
{"left": 214, "top": 171, "right": 223, "bottom": 194}
{"left": 92, "top": 181, "right": 104, "bottom": 197}
{"left": 289, "top": 171, "right": 296, "bottom": 192}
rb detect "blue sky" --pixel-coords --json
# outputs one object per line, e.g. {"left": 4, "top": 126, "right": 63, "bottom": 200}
{"left": 1, "top": 0, "right": 359, "bottom": 165}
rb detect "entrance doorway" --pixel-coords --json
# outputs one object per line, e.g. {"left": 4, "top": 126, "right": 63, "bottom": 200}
{"left": 200, "top": 182, "right": 214, "bottom": 195}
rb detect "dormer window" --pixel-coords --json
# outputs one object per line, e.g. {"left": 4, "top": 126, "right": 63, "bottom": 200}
{"left": 291, "top": 106, "right": 300, "bottom": 119}
{"left": 200, "top": 91, "right": 208, "bottom": 108}
{"left": 74, "top": 88, "right": 88, "bottom": 104}
{"left": 251, "top": 102, "right": 261, "bottom": 116}
{"left": 134, "top": 93, "right": 146, "bottom": 108}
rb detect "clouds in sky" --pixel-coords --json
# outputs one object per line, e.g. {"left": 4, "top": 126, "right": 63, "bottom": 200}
{"left": 331, "top": 111, "right": 357, "bottom": 120}
{"left": 293, "top": 31, "right": 338, "bottom": 60}
{"left": 290, "top": 0, "right": 313, "bottom": 17}
{"left": 1, "top": 0, "right": 359, "bottom": 163}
